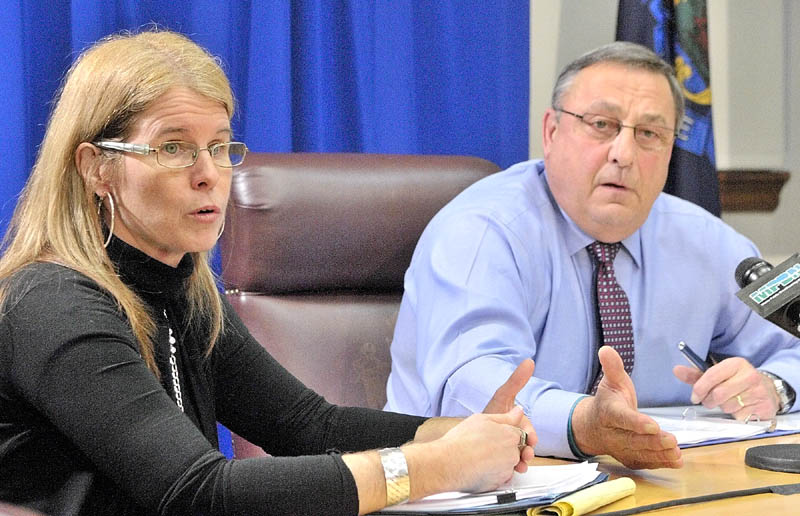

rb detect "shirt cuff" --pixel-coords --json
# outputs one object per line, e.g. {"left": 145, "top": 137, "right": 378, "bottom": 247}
{"left": 527, "top": 389, "right": 588, "bottom": 459}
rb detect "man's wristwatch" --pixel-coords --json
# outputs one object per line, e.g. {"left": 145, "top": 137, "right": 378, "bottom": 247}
{"left": 759, "top": 370, "right": 796, "bottom": 414}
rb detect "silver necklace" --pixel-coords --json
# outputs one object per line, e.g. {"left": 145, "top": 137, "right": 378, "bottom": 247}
{"left": 163, "top": 309, "right": 184, "bottom": 412}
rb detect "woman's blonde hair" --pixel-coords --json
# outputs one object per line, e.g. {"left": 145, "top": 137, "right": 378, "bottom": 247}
{"left": 0, "top": 29, "right": 235, "bottom": 376}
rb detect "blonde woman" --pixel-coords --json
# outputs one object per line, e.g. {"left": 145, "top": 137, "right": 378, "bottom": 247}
{"left": 0, "top": 30, "right": 536, "bottom": 515}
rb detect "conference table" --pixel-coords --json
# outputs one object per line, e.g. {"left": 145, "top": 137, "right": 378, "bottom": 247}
{"left": 539, "top": 432, "right": 800, "bottom": 514}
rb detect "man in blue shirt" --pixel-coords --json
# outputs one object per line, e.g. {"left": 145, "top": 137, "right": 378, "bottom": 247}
{"left": 385, "top": 42, "right": 800, "bottom": 469}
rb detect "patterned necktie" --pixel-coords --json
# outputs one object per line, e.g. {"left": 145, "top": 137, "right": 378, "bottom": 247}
{"left": 588, "top": 241, "right": 634, "bottom": 393}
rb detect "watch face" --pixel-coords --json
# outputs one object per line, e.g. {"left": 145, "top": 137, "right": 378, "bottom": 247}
{"left": 378, "top": 448, "right": 410, "bottom": 506}
{"left": 772, "top": 379, "right": 793, "bottom": 413}
{"left": 379, "top": 448, "right": 409, "bottom": 478}
{"left": 760, "top": 371, "right": 793, "bottom": 413}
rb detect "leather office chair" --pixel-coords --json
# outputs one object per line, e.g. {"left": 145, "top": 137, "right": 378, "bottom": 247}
{"left": 219, "top": 152, "right": 499, "bottom": 458}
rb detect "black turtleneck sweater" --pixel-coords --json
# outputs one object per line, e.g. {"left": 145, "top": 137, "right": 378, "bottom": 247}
{"left": 0, "top": 238, "right": 425, "bottom": 515}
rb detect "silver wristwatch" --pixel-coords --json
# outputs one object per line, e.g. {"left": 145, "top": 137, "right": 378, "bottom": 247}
{"left": 759, "top": 370, "right": 796, "bottom": 414}
{"left": 378, "top": 447, "right": 410, "bottom": 506}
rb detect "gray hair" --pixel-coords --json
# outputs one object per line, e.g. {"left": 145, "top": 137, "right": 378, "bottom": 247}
{"left": 551, "top": 41, "right": 685, "bottom": 131}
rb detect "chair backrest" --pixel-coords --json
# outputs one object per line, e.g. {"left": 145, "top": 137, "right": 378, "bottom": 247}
{"left": 219, "top": 152, "right": 499, "bottom": 457}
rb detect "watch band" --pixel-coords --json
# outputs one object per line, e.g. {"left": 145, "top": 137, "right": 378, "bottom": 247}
{"left": 378, "top": 447, "right": 410, "bottom": 506}
{"left": 759, "top": 370, "right": 796, "bottom": 414}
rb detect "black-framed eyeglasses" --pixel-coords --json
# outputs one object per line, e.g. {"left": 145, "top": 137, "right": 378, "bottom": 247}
{"left": 555, "top": 108, "right": 676, "bottom": 151}
{"left": 93, "top": 140, "right": 248, "bottom": 168}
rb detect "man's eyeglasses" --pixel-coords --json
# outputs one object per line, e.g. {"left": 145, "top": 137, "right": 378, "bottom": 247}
{"left": 93, "top": 140, "right": 248, "bottom": 168}
{"left": 555, "top": 109, "right": 676, "bottom": 152}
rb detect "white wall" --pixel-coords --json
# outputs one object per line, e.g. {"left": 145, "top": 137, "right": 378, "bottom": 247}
{"left": 707, "top": 2, "right": 785, "bottom": 170}
{"left": 719, "top": 1, "right": 800, "bottom": 264}
{"left": 529, "top": 0, "right": 800, "bottom": 264}
{"left": 529, "top": 0, "right": 618, "bottom": 158}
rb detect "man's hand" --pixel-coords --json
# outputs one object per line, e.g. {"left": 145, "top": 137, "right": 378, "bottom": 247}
{"left": 572, "top": 347, "right": 682, "bottom": 469}
{"left": 483, "top": 358, "right": 537, "bottom": 469}
{"left": 674, "top": 357, "right": 780, "bottom": 421}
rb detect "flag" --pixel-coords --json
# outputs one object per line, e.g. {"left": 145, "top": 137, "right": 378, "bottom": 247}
{"left": 617, "top": 0, "right": 720, "bottom": 216}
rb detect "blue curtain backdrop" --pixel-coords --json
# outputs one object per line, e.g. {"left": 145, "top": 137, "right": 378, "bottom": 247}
{"left": 0, "top": 0, "right": 529, "bottom": 457}
{"left": 1, "top": 0, "right": 529, "bottom": 240}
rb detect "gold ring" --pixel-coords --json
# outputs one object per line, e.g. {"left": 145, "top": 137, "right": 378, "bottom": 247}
{"left": 736, "top": 394, "right": 745, "bottom": 408}
{"left": 518, "top": 429, "right": 528, "bottom": 450}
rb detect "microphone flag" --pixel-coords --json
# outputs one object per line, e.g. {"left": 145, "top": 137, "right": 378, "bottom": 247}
{"left": 736, "top": 253, "right": 800, "bottom": 338}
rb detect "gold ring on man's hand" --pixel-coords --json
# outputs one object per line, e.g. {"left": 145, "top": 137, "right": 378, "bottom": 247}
{"left": 736, "top": 394, "right": 745, "bottom": 408}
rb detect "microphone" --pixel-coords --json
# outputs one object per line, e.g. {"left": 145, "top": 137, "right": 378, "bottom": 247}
{"left": 735, "top": 254, "right": 800, "bottom": 338}
{"left": 734, "top": 254, "right": 800, "bottom": 474}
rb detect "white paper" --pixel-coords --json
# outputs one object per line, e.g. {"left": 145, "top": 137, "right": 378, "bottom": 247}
{"left": 773, "top": 411, "right": 800, "bottom": 431}
{"left": 640, "top": 406, "right": 784, "bottom": 445}
{"left": 380, "top": 462, "right": 600, "bottom": 513}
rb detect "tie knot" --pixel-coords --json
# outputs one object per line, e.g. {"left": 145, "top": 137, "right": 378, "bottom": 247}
{"left": 588, "top": 241, "right": 621, "bottom": 264}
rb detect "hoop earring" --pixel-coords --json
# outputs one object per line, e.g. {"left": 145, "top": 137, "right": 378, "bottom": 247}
{"left": 98, "top": 193, "right": 116, "bottom": 248}
{"left": 216, "top": 220, "right": 225, "bottom": 240}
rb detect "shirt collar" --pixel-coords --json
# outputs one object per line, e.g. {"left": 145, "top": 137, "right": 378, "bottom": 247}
{"left": 539, "top": 162, "right": 642, "bottom": 267}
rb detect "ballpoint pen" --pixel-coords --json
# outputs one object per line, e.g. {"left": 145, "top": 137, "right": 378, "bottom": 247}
{"left": 677, "top": 341, "right": 715, "bottom": 372}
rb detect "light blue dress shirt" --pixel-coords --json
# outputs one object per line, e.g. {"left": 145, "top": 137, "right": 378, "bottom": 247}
{"left": 385, "top": 159, "right": 800, "bottom": 459}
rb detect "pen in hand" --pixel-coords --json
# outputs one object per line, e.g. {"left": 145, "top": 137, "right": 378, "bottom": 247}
{"left": 677, "top": 341, "right": 715, "bottom": 372}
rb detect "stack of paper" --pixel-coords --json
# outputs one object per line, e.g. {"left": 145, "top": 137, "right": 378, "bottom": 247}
{"left": 641, "top": 406, "right": 775, "bottom": 446}
{"left": 379, "top": 461, "right": 601, "bottom": 513}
